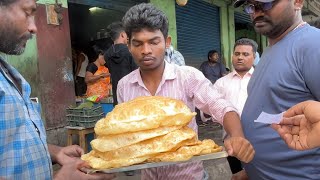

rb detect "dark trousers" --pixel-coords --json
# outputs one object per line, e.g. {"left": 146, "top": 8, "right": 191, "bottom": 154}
{"left": 75, "top": 76, "right": 87, "bottom": 96}
{"left": 227, "top": 156, "right": 243, "bottom": 174}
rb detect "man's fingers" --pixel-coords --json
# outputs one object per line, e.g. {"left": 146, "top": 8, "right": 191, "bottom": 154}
{"left": 224, "top": 139, "right": 233, "bottom": 156}
{"left": 74, "top": 145, "right": 85, "bottom": 156}
{"left": 283, "top": 101, "right": 310, "bottom": 118}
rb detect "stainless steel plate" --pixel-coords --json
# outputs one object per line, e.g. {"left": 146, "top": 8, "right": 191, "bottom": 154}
{"left": 84, "top": 151, "right": 228, "bottom": 174}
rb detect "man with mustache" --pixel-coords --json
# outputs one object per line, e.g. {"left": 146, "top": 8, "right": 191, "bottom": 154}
{"left": 212, "top": 38, "right": 256, "bottom": 179}
{"left": 234, "top": 0, "right": 320, "bottom": 179}
{"left": 0, "top": 0, "right": 115, "bottom": 179}
{"left": 118, "top": 3, "right": 255, "bottom": 179}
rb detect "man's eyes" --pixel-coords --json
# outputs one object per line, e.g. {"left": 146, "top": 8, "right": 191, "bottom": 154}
{"left": 234, "top": 52, "right": 250, "bottom": 56}
{"left": 132, "top": 41, "right": 160, "bottom": 46}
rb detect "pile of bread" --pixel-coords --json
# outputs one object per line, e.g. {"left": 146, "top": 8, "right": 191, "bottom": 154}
{"left": 81, "top": 96, "right": 222, "bottom": 170}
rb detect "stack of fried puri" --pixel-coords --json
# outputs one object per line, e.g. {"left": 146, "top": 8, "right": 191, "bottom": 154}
{"left": 81, "top": 96, "right": 222, "bottom": 170}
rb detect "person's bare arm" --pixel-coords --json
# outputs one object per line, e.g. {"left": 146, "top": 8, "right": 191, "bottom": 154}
{"left": 223, "top": 112, "right": 255, "bottom": 163}
{"left": 75, "top": 54, "right": 85, "bottom": 76}
{"left": 85, "top": 71, "right": 109, "bottom": 84}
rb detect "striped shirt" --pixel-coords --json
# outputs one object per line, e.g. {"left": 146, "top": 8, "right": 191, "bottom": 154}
{"left": 213, "top": 68, "right": 254, "bottom": 139}
{"left": 0, "top": 57, "right": 52, "bottom": 179}
{"left": 117, "top": 62, "right": 237, "bottom": 180}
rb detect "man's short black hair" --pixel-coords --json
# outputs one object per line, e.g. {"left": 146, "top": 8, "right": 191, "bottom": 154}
{"left": 107, "top": 21, "right": 124, "bottom": 41}
{"left": 122, "top": 3, "right": 169, "bottom": 41}
{"left": 207, "top": 50, "right": 219, "bottom": 60}
{"left": 234, "top": 38, "right": 258, "bottom": 54}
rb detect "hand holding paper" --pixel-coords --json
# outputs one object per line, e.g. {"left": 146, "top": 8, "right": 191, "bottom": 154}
{"left": 271, "top": 101, "right": 320, "bottom": 151}
{"left": 254, "top": 112, "right": 284, "bottom": 124}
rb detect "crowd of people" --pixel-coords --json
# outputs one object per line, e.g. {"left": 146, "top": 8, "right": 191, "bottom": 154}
{"left": 1, "top": 0, "right": 320, "bottom": 179}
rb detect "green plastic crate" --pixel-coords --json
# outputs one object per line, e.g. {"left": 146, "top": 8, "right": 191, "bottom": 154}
{"left": 66, "top": 106, "right": 103, "bottom": 116}
{"left": 66, "top": 113, "right": 104, "bottom": 128}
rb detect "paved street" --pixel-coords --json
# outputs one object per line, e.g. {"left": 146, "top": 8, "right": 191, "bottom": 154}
{"left": 115, "top": 121, "right": 232, "bottom": 180}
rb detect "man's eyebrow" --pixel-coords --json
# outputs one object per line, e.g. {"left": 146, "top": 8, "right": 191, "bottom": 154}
{"left": 132, "top": 36, "right": 162, "bottom": 42}
{"left": 149, "top": 36, "right": 162, "bottom": 41}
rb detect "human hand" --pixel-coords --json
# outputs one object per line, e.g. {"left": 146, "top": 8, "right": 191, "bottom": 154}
{"left": 56, "top": 145, "right": 84, "bottom": 166}
{"left": 99, "top": 73, "right": 110, "bottom": 78}
{"left": 54, "top": 159, "right": 116, "bottom": 180}
{"left": 224, "top": 137, "right": 255, "bottom": 163}
{"left": 271, "top": 100, "right": 320, "bottom": 150}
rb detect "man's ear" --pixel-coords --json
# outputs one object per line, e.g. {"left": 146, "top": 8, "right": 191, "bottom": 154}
{"left": 165, "top": 36, "right": 172, "bottom": 48}
{"left": 294, "top": 0, "right": 304, "bottom": 10}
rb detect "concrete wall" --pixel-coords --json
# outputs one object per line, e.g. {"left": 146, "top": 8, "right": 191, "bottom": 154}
{"left": 35, "top": 0, "right": 73, "bottom": 145}
{"left": 150, "top": 0, "right": 178, "bottom": 49}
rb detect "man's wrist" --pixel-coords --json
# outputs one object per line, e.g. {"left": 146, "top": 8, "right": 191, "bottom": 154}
{"left": 48, "top": 144, "right": 63, "bottom": 165}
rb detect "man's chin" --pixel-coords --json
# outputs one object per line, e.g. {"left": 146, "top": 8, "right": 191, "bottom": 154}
{"left": 7, "top": 47, "right": 25, "bottom": 55}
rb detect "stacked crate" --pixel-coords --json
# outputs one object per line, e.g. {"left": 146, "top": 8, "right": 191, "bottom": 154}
{"left": 66, "top": 106, "right": 104, "bottom": 128}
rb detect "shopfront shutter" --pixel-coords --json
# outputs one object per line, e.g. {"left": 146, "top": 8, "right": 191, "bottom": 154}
{"left": 235, "top": 11, "right": 251, "bottom": 24}
{"left": 176, "top": 0, "right": 220, "bottom": 68}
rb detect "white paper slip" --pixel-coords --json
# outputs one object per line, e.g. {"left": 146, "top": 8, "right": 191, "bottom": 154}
{"left": 254, "top": 111, "right": 284, "bottom": 124}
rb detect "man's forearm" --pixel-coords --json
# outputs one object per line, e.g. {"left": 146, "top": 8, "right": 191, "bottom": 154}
{"left": 48, "top": 144, "right": 62, "bottom": 164}
{"left": 223, "top": 111, "right": 245, "bottom": 137}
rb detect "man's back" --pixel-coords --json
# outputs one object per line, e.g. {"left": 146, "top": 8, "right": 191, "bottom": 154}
{"left": 105, "top": 44, "right": 137, "bottom": 105}
{"left": 242, "top": 24, "right": 320, "bottom": 179}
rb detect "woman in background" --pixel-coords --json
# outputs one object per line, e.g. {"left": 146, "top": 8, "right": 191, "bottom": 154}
{"left": 85, "top": 46, "right": 111, "bottom": 98}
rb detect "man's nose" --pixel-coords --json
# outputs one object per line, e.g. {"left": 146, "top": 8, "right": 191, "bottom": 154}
{"left": 141, "top": 44, "right": 152, "bottom": 54}
{"left": 28, "top": 17, "right": 38, "bottom": 34}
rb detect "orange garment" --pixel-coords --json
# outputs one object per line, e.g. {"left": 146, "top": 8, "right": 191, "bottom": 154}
{"left": 86, "top": 66, "right": 111, "bottom": 98}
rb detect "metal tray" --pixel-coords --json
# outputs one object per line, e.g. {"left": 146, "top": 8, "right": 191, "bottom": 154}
{"left": 84, "top": 151, "right": 228, "bottom": 174}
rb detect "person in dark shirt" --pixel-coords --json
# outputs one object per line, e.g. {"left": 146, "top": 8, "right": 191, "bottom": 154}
{"left": 105, "top": 21, "right": 137, "bottom": 106}
{"left": 200, "top": 50, "right": 227, "bottom": 84}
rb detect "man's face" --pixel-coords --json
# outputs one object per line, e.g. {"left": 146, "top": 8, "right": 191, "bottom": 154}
{"left": 209, "top": 53, "right": 219, "bottom": 63}
{"left": 232, "top": 45, "right": 254, "bottom": 74}
{"left": 128, "top": 29, "right": 170, "bottom": 71}
{"left": 248, "top": 0, "right": 297, "bottom": 39}
{"left": 0, "top": 0, "right": 37, "bottom": 55}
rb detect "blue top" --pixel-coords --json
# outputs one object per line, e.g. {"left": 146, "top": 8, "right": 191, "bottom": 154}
{"left": 199, "top": 61, "right": 226, "bottom": 84}
{"left": 0, "top": 57, "right": 52, "bottom": 179}
{"left": 242, "top": 24, "right": 320, "bottom": 180}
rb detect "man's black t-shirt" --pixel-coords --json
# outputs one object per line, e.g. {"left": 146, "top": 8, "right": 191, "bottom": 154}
{"left": 104, "top": 44, "right": 137, "bottom": 105}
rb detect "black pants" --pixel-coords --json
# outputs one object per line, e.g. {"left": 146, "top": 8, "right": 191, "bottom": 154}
{"left": 75, "top": 76, "right": 87, "bottom": 96}
{"left": 227, "top": 156, "right": 243, "bottom": 174}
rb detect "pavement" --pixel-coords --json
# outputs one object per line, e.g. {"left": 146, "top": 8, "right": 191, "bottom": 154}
{"left": 115, "top": 120, "right": 232, "bottom": 180}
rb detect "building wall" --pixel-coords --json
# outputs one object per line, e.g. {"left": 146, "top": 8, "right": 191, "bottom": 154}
{"left": 150, "top": 0, "right": 178, "bottom": 49}
{"left": 35, "top": 1, "right": 75, "bottom": 131}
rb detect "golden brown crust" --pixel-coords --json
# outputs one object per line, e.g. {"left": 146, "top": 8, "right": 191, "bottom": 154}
{"left": 95, "top": 96, "right": 196, "bottom": 135}
{"left": 91, "top": 126, "right": 183, "bottom": 152}
{"left": 148, "top": 139, "right": 223, "bottom": 162}
{"left": 93, "top": 127, "right": 196, "bottom": 161}
{"left": 82, "top": 96, "right": 223, "bottom": 170}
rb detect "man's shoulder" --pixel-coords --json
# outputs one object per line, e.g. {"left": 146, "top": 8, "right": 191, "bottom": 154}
{"left": 214, "top": 73, "right": 232, "bottom": 84}
{"left": 291, "top": 25, "right": 320, "bottom": 45}
{"left": 118, "top": 68, "right": 138, "bottom": 84}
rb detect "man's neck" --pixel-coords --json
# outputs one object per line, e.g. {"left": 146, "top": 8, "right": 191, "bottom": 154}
{"left": 236, "top": 70, "right": 247, "bottom": 78}
{"left": 140, "top": 62, "right": 165, "bottom": 95}
{"left": 268, "top": 19, "right": 304, "bottom": 46}
{"left": 114, "top": 39, "right": 125, "bottom": 45}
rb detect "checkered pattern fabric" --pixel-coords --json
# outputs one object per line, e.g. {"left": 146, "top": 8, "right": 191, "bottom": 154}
{"left": 0, "top": 57, "right": 52, "bottom": 180}
{"left": 165, "top": 45, "right": 185, "bottom": 66}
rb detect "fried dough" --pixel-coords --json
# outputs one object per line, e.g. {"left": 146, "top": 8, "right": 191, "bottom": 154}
{"left": 95, "top": 96, "right": 196, "bottom": 135}
{"left": 94, "top": 127, "right": 196, "bottom": 161}
{"left": 91, "top": 126, "right": 182, "bottom": 152}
